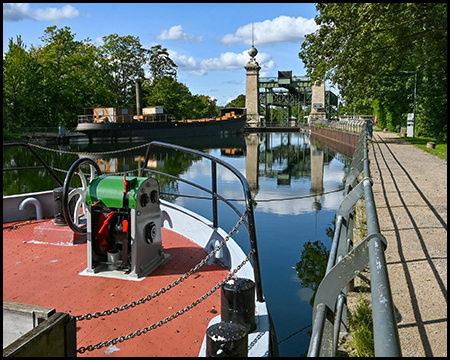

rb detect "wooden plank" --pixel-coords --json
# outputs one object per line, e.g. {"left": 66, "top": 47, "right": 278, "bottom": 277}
{"left": 3, "top": 312, "right": 76, "bottom": 357}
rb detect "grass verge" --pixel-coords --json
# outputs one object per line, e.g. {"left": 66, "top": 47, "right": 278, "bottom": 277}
{"left": 339, "top": 195, "right": 375, "bottom": 357}
{"left": 346, "top": 295, "right": 375, "bottom": 357}
{"left": 373, "top": 125, "right": 447, "bottom": 162}
{"left": 401, "top": 136, "right": 447, "bottom": 161}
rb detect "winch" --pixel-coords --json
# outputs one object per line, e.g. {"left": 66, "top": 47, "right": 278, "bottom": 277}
{"left": 62, "top": 158, "right": 167, "bottom": 279}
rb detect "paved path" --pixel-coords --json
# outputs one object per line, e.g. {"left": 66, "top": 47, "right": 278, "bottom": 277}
{"left": 369, "top": 131, "right": 447, "bottom": 357}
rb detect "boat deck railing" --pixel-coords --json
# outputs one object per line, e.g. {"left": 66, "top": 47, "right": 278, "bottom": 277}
{"left": 307, "top": 123, "right": 401, "bottom": 356}
{"left": 77, "top": 114, "right": 169, "bottom": 124}
{"left": 3, "top": 142, "right": 64, "bottom": 187}
{"left": 139, "top": 141, "right": 264, "bottom": 302}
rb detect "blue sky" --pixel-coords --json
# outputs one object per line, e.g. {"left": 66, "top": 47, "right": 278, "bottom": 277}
{"left": 3, "top": 3, "right": 322, "bottom": 106}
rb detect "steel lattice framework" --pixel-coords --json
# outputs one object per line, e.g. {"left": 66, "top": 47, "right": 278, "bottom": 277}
{"left": 258, "top": 72, "right": 338, "bottom": 123}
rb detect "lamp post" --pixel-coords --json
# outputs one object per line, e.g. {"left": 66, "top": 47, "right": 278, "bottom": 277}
{"left": 400, "top": 70, "right": 417, "bottom": 137}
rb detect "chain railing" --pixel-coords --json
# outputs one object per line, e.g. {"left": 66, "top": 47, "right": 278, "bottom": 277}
{"left": 75, "top": 210, "right": 248, "bottom": 322}
{"left": 77, "top": 249, "right": 254, "bottom": 353}
{"left": 307, "top": 122, "right": 401, "bottom": 357}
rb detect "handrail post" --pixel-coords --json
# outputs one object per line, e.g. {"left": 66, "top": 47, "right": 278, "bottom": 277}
{"left": 363, "top": 139, "right": 402, "bottom": 356}
{"left": 211, "top": 162, "right": 218, "bottom": 228}
{"left": 246, "top": 197, "right": 264, "bottom": 302}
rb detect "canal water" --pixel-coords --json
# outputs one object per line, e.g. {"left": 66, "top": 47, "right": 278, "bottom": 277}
{"left": 3, "top": 131, "right": 353, "bottom": 356}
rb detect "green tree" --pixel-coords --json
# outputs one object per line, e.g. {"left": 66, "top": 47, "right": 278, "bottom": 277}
{"left": 3, "top": 36, "right": 44, "bottom": 132}
{"left": 299, "top": 3, "right": 447, "bottom": 140}
{"left": 225, "top": 94, "right": 246, "bottom": 108}
{"left": 99, "top": 34, "right": 149, "bottom": 108}
{"left": 29, "top": 26, "right": 100, "bottom": 127}
{"left": 190, "top": 94, "right": 219, "bottom": 119}
{"left": 142, "top": 76, "right": 193, "bottom": 120}
{"left": 148, "top": 44, "right": 178, "bottom": 81}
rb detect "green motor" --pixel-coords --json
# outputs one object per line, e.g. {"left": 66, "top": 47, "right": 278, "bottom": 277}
{"left": 86, "top": 175, "right": 150, "bottom": 209}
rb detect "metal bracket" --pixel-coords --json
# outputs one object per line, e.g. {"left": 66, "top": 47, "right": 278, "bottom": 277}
{"left": 309, "top": 230, "right": 387, "bottom": 356}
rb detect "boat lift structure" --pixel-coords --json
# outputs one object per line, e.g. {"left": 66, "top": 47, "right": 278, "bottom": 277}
{"left": 257, "top": 71, "right": 339, "bottom": 124}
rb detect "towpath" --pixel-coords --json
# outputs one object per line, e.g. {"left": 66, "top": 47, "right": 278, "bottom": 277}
{"left": 369, "top": 131, "right": 447, "bottom": 357}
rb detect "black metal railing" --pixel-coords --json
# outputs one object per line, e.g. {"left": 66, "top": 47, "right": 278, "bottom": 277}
{"left": 307, "top": 123, "right": 401, "bottom": 356}
{"left": 77, "top": 114, "right": 168, "bottom": 124}
{"left": 3, "top": 143, "right": 63, "bottom": 187}
{"left": 139, "top": 141, "right": 264, "bottom": 302}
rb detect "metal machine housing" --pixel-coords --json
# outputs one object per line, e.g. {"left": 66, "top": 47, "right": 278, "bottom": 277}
{"left": 82, "top": 176, "right": 167, "bottom": 280}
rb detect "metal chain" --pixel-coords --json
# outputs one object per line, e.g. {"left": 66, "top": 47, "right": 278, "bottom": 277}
{"left": 77, "top": 250, "right": 254, "bottom": 353}
{"left": 75, "top": 210, "right": 248, "bottom": 322}
{"left": 47, "top": 164, "right": 141, "bottom": 177}
{"left": 26, "top": 141, "right": 151, "bottom": 156}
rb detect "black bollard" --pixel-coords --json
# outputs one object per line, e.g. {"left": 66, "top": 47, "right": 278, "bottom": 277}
{"left": 53, "top": 187, "right": 76, "bottom": 226}
{"left": 206, "top": 322, "right": 248, "bottom": 357}
{"left": 221, "top": 277, "right": 256, "bottom": 333}
{"left": 53, "top": 187, "right": 67, "bottom": 226}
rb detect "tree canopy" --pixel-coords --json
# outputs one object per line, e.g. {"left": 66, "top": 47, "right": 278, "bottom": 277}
{"left": 299, "top": 3, "right": 447, "bottom": 140}
{"left": 3, "top": 26, "right": 213, "bottom": 133}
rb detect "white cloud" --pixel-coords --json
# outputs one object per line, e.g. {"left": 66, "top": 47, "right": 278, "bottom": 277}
{"left": 3, "top": 3, "right": 80, "bottom": 22}
{"left": 169, "top": 49, "right": 274, "bottom": 76}
{"left": 157, "top": 25, "right": 203, "bottom": 43}
{"left": 221, "top": 15, "right": 318, "bottom": 46}
{"left": 94, "top": 37, "right": 104, "bottom": 46}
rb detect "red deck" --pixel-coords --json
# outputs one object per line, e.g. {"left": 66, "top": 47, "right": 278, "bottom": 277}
{"left": 3, "top": 219, "right": 229, "bottom": 357}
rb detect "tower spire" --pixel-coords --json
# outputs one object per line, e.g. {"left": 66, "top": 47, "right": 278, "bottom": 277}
{"left": 252, "top": 21, "right": 254, "bottom": 47}
{"left": 247, "top": 22, "right": 258, "bottom": 61}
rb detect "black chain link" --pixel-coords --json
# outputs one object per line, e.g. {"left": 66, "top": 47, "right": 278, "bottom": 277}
{"left": 74, "top": 210, "right": 247, "bottom": 322}
{"left": 27, "top": 141, "right": 151, "bottom": 156}
{"left": 77, "top": 250, "right": 254, "bottom": 353}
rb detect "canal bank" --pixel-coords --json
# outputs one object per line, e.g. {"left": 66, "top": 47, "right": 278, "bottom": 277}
{"left": 369, "top": 131, "right": 447, "bottom": 357}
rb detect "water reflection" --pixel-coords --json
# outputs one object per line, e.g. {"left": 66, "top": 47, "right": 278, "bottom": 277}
{"left": 295, "top": 240, "right": 330, "bottom": 307}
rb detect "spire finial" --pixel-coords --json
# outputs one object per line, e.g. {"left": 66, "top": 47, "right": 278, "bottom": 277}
{"left": 248, "top": 22, "right": 258, "bottom": 60}
{"left": 252, "top": 22, "right": 254, "bottom": 47}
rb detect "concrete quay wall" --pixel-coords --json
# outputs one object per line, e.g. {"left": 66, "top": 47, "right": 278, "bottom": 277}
{"left": 310, "top": 125, "right": 359, "bottom": 158}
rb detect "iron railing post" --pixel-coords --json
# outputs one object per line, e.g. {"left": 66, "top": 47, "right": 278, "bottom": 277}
{"left": 211, "top": 162, "right": 218, "bottom": 228}
{"left": 363, "top": 139, "right": 402, "bottom": 356}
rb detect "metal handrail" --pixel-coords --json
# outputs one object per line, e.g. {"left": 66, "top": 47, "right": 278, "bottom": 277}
{"left": 139, "top": 141, "right": 264, "bottom": 303}
{"left": 3, "top": 142, "right": 64, "bottom": 187}
{"left": 307, "top": 123, "right": 401, "bottom": 356}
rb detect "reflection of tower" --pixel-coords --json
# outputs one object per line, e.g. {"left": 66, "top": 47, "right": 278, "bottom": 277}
{"left": 245, "top": 133, "right": 259, "bottom": 198}
{"left": 310, "top": 141, "right": 324, "bottom": 213}
{"left": 245, "top": 24, "right": 261, "bottom": 128}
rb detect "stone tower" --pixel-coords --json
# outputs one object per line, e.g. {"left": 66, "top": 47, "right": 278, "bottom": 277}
{"left": 309, "top": 77, "right": 326, "bottom": 122}
{"left": 245, "top": 45, "right": 261, "bottom": 127}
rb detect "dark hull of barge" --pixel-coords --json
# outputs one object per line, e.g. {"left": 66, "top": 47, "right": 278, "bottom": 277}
{"left": 76, "top": 116, "right": 246, "bottom": 141}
